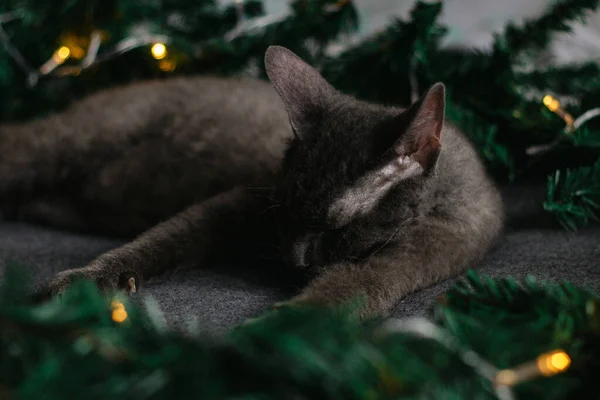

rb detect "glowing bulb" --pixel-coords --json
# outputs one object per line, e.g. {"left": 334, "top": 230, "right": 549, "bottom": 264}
{"left": 538, "top": 350, "right": 570, "bottom": 375}
{"left": 57, "top": 46, "right": 71, "bottom": 60}
{"left": 543, "top": 95, "right": 560, "bottom": 112}
{"left": 151, "top": 43, "right": 167, "bottom": 60}
{"left": 542, "top": 95, "right": 575, "bottom": 127}
{"left": 52, "top": 46, "right": 71, "bottom": 65}
{"left": 111, "top": 300, "right": 128, "bottom": 323}
{"left": 495, "top": 349, "right": 570, "bottom": 387}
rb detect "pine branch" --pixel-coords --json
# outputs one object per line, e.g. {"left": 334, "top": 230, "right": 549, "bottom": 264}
{"left": 543, "top": 158, "right": 600, "bottom": 230}
{"left": 439, "top": 270, "right": 600, "bottom": 396}
{"left": 492, "top": 0, "right": 600, "bottom": 60}
{"left": 227, "top": 0, "right": 360, "bottom": 73}
{"left": 518, "top": 63, "right": 600, "bottom": 98}
{"left": 1, "top": 267, "right": 599, "bottom": 398}
{"left": 321, "top": 0, "right": 444, "bottom": 106}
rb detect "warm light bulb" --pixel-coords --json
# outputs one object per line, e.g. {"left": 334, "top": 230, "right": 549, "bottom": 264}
{"left": 495, "top": 349, "right": 570, "bottom": 387}
{"left": 57, "top": 46, "right": 71, "bottom": 60}
{"left": 538, "top": 350, "right": 570, "bottom": 375}
{"left": 543, "top": 95, "right": 560, "bottom": 112}
{"left": 542, "top": 94, "right": 574, "bottom": 127}
{"left": 111, "top": 300, "right": 128, "bottom": 323}
{"left": 52, "top": 46, "right": 71, "bottom": 65}
{"left": 151, "top": 43, "right": 167, "bottom": 60}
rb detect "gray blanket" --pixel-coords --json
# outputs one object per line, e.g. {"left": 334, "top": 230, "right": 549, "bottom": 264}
{"left": 1, "top": 184, "right": 599, "bottom": 333}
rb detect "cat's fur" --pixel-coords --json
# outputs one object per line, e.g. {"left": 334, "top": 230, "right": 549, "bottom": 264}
{"left": 0, "top": 46, "right": 504, "bottom": 318}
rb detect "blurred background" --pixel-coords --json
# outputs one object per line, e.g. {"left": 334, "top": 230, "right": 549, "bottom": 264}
{"left": 1, "top": 0, "right": 600, "bottom": 229}
{"left": 271, "top": 0, "right": 600, "bottom": 60}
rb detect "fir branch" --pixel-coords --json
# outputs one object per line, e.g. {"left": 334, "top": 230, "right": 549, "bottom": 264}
{"left": 518, "top": 63, "right": 600, "bottom": 97}
{"left": 492, "top": 0, "right": 600, "bottom": 60}
{"left": 321, "top": 0, "right": 444, "bottom": 106}
{"left": 1, "top": 268, "right": 600, "bottom": 399}
{"left": 543, "top": 158, "right": 600, "bottom": 230}
{"left": 446, "top": 270, "right": 598, "bottom": 317}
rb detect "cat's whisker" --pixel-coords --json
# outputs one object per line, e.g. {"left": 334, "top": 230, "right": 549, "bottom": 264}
{"left": 260, "top": 204, "right": 281, "bottom": 215}
{"left": 246, "top": 186, "right": 275, "bottom": 190}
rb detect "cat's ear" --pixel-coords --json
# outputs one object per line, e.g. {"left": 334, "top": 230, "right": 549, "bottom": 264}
{"left": 394, "top": 82, "right": 445, "bottom": 172}
{"left": 265, "top": 46, "right": 337, "bottom": 134}
{"left": 326, "top": 84, "right": 445, "bottom": 227}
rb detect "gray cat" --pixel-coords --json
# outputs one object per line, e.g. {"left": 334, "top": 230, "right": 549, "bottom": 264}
{"left": 0, "top": 46, "right": 504, "bottom": 319}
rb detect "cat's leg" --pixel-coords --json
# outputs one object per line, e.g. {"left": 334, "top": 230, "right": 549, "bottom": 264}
{"left": 289, "top": 255, "right": 446, "bottom": 320}
{"left": 289, "top": 225, "right": 495, "bottom": 320}
{"left": 36, "top": 186, "right": 273, "bottom": 298}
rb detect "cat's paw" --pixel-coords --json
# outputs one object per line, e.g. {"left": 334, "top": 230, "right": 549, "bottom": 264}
{"left": 34, "top": 266, "right": 142, "bottom": 302}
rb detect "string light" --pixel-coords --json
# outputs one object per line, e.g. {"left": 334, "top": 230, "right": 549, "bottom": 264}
{"left": 528, "top": 95, "right": 600, "bottom": 155}
{"left": 39, "top": 46, "right": 72, "bottom": 75}
{"left": 3, "top": 0, "right": 344, "bottom": 84}
{"left": 54, "top": 46, "right": 71, "bottom": 63}
{"left": 0, "top": 11, "right": 170, "bottom": 86}
{"left": 541, "top": 350, "right": 571, "bottom": 374}
{"left": 111, "top": 300, "right": 128, "bottom": 323}
{"left": 381, "top": 319, "right": 574, "bottom": 400}
{"left": 495, "top": 349, "right": 570, "bottom": 387}
{"left": 543, "top": 94, "right": 574, "bottom": 127}
{"left": 151, "top": 43, "right": 167, "bottom": 60}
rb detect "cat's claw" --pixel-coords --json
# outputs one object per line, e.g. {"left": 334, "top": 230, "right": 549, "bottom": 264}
{"left": 125, "top": 276, "right": 137, "bottom": 294}
{"left": 33, "top": 267, "right": 142, "bottom": 303}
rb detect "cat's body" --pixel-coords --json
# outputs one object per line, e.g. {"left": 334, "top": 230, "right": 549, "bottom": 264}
{"left": 1, "top": 47, "right": 504, "bottom": 319}
{"left": 1, "top": 76, "right": 290, "bottom": 235}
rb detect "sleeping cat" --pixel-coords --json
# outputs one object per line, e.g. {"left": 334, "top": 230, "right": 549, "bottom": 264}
{"left": 0, "top": 46, "right": 504, "bottom": 318}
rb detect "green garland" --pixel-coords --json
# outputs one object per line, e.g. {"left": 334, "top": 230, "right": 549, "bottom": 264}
{"left": 544, "top": 158, "right": 600, "bottom": 230}
{"left": 1, "top": 267, "right": 599, "bottom": 399}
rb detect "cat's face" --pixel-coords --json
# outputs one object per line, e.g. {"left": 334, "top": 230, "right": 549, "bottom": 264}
{"left": 265, "top": 46, "right": 445, "bottom": 268}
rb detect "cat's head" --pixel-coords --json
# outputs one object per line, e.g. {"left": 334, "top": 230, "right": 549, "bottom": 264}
{"left": 265, "top": 46, "right": 445, "bottom": 268}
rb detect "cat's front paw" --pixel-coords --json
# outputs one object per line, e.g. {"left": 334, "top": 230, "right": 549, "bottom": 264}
{"left": 34, "top": 266, "right": 142, "bottom": 302}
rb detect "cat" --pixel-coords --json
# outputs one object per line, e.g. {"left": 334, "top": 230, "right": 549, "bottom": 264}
{"left": 0, "top": 46, "right": 504, "bottom": 319}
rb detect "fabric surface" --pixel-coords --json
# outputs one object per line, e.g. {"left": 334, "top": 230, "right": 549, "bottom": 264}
{"left": 1, "top": 184, "right": 599, "bottom": 333}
